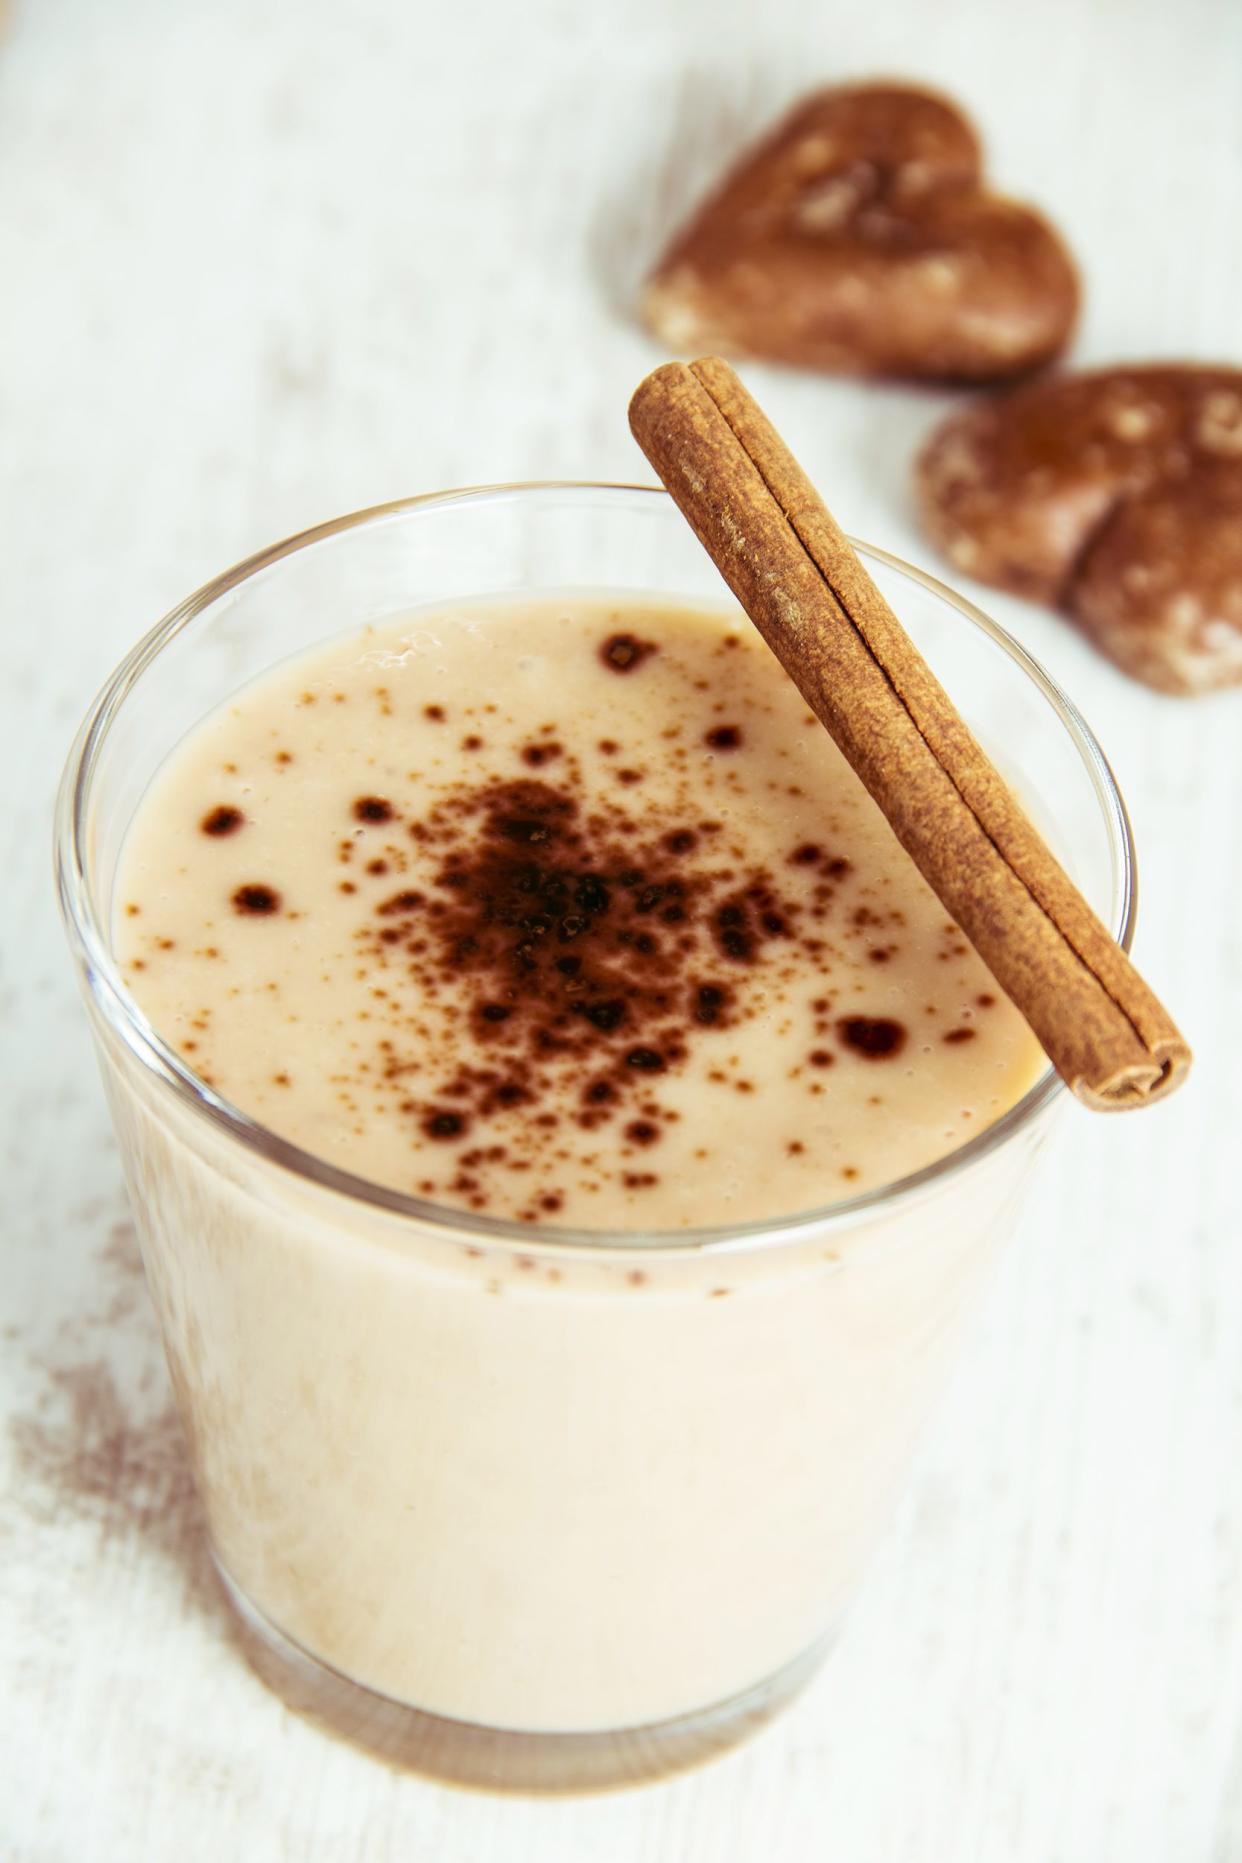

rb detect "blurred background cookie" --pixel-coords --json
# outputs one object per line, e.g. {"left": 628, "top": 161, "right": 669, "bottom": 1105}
{"left": 917, "top": 365, "right": 1242, "bottom": 694}
{"left": 641, "top": 83, "right": 1078, "bottom": 383}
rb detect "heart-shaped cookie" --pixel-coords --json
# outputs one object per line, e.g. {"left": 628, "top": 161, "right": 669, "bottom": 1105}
{"left": 917, "top": 365, "right": 1242, "bottom": 694}
{"left": 641, "top": 84, "right": 1078, "bottom": 383}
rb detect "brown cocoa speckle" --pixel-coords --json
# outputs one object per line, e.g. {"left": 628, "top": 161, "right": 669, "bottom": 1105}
{"left": 600, "top": 633, "right": 656, "bottom": 673}
{"left": 353, "top": 796, "right": 394, "bottom": 823}
{"left": 423, "top": 1109, "right": 468, "bottom": 1140}
{"left": 377, "top": 888, "right": 425, "bottom": 916}
{"left": 201, "top": 806, "right": 244, "bottom": 837}
{"left": 943, "top": 1027, "right": 977, "bottom": 1044}
{"left": 232, "top": 883, "right": 281, "bottom": 916}
{"left": 694, "top": 983, "right": 730, "bottom": 1025}
{"left": 837, "top": 1016, "right": 907, "bottom": 1058}
{"left": 705, "top": 725, "right": 742, "bottom": 750}
{"left": 625, "top": 1047, "right": 665, "bottom": 1072}
{"left": 521, "top": 743, "right": 563, "bottom": 768}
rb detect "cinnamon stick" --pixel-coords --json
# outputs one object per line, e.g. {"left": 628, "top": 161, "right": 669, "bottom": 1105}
{"left": 628, "top": 356, "right": 1190, "bottom": 1109}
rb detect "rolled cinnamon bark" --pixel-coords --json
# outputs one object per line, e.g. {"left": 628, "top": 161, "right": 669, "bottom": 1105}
{"left": 628, "top": 356, "right": 1190, "bottom": 1109}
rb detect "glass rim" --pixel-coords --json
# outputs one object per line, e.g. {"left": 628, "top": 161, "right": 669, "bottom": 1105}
{"left": 54, "top": 481, "right": 1138, "bottom": 1257}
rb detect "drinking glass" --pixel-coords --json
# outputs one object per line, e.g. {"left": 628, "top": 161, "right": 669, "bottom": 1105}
{"left": 55, "top": 486, "right": 1135, "bottom": 1790}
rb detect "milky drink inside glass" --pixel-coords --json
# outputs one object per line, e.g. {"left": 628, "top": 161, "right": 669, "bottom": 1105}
{"left": 100, "top": 585, "right": 1050, "bottom": 1735}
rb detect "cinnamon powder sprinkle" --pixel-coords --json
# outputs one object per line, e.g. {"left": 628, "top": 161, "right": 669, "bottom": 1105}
{"left": 201, "top": 805, "right": 244, "bottom": 836}
{"left": 600, "top": 634, "right": 656, "bottom": 674}
{"left": 232, "top": 883, "right": 281, "bottom": 916}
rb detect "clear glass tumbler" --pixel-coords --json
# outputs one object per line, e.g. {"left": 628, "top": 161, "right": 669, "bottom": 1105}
{"left": 55, "top": 486, "right": 1135, "bottom": 1791}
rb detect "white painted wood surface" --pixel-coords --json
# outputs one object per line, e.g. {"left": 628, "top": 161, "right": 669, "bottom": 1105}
{"left": 3, "top": 0, "right": 1241, "bottom": 1855}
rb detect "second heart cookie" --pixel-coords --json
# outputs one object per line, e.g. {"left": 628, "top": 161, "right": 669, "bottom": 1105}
{"left": 641, "top": 83, "right": 1079, "bottom": 384}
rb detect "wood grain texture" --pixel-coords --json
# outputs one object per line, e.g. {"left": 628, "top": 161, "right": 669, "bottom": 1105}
{"left": 2, "top": 0, "right": 1240, "bottom": 1857}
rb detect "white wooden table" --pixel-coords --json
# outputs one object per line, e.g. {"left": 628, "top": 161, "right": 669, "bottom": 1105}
{"left": 3, "top": 1, "right": 1241, "bottom": 1856}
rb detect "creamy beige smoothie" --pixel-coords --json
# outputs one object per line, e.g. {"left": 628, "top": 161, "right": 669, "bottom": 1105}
{"left": 116, "top": 596, "right": 1040, "bottom": 1224}
{"left": 103, "top": 592, "right": 1047, "bottom": 1737}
